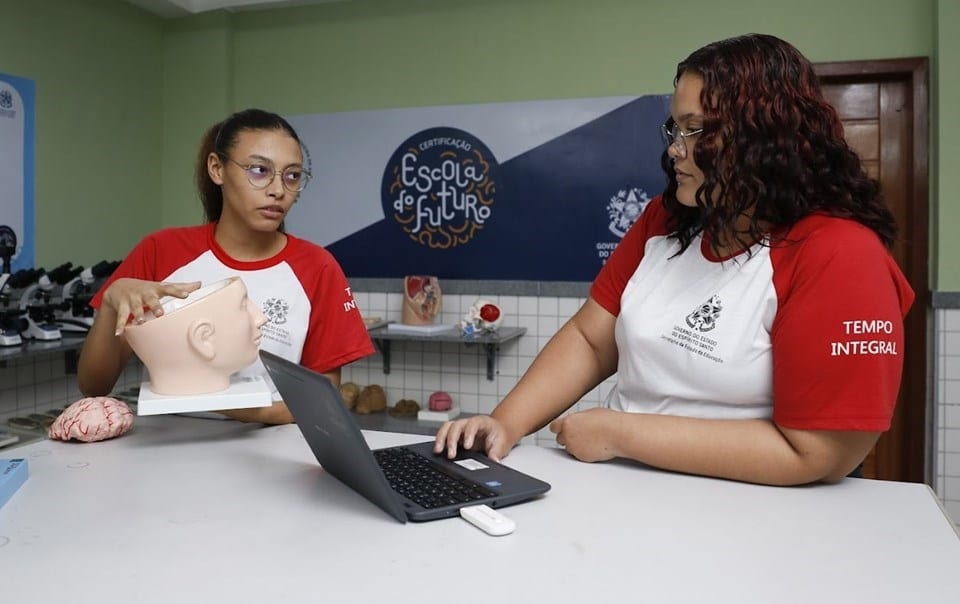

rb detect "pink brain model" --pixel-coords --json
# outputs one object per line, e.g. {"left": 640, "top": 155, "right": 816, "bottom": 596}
{"left": 48, "top": 397, "right": 134, "bottom": 443}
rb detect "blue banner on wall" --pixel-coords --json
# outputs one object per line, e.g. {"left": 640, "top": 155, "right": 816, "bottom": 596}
{"left": 287, "top": 95, "right": 670, "bottom": 282}
{"left": 0, "top": 72, "right": 34, "bottom": 273}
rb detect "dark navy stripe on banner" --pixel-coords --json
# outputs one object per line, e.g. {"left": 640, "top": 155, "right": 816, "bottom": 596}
{"left": 328, "top": 95, "right": 670, "bottom": 282}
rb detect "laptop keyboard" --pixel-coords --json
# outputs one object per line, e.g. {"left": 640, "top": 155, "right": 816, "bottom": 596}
{"left": 374, "top": 447, "right": 497, "bottom": 509}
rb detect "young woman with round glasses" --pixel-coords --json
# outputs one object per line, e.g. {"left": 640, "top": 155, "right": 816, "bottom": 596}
{"left": 78, "top": 108, "right": 373, "bottom": 424}
{"left": 435, "top": 34, "right": 914, "bottom": 485}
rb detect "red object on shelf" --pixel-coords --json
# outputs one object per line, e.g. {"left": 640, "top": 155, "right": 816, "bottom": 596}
{"left": 479, "top": 304, "right": 501, "bottom": 323}
{"left": 428, "top": 391, "right": 453, "bottom": 412}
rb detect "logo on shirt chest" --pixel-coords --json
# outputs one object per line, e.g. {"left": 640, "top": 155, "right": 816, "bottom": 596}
{"left": 685, "top": 294, "right": 723, "bottom": 332}
{"left": 660, "top": 294, "right": 725, "bottom": 364}
{"left": 263, "top": 297, "right": 289, "bottom": 325}
{"left": 260, "top": 297, "right": 293, "bottom": 347}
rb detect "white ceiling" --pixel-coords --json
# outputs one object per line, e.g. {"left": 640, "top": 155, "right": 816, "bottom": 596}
{"left": 124, "top": 0, "right": 348, "bottom": 18}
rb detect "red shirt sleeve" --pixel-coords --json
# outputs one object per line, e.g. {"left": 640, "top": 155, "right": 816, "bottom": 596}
{"left": 291, "top": 239, "right": 375, "bottom": 374}
{"left": 770, "top": 217, "right": 915, "bottom": 431}
{"left": 88, "top": 233, "right": 165, "bottom": 310}
{"left": 89, "top": 225, "right": 211, "bottom": 310}
{"left": 590, "top": 195, "right": 670, "bottom": 316}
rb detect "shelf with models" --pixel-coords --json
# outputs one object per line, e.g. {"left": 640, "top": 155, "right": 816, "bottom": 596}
{"left": 366, "top": 324, "right": 526, "bottom": 381}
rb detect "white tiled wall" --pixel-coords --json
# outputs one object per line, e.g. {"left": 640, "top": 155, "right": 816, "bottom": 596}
{"left": 0, "top": 354, "right": 79, "bottom": 423}
{"left": 3, "top": 296, "right": 957, "bottom": 531}
{"left": 934, "top": 309, "right": 960, "bottom": 528}
{"left": 0, "top": 353, "right": 144, "bottom": 426}
{"left": 344, "top": 291, "right": 617, "bottom": 448}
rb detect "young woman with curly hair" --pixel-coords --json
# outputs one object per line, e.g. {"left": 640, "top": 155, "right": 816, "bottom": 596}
{"left": 435, "top": 34, "right": 914, "bottom": 486}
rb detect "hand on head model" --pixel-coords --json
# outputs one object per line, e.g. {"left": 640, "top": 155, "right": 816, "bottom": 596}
{"left": 102, "top": 278, "right": 201, "bottom": 336}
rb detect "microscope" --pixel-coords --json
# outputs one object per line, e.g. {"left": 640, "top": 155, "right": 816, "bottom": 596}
{"left": 57, "top": 260, "right": 119, "bottom": 332}
{"left": 0, "top": 225, "right": 26, "bottom": 346}
{"left": 17, "top": 265, "right": 66, "bottom": 340}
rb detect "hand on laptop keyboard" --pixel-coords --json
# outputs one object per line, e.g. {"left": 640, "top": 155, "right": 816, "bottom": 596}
{"left": 433, "top": 415, "right": 516, "bottom": 462}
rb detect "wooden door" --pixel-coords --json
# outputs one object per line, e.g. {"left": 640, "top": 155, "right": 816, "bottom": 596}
{"left": 815, "top": 59, "right": 929, "bottom": 482}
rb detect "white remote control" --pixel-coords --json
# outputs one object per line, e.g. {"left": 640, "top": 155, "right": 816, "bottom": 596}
{"left": 459, "top": 504, "right": 516, "bottom": 536}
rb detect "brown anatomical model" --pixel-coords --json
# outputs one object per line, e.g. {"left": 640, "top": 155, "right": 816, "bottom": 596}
{"left": 354, "top": 384, "right": 387, "bottom": 414}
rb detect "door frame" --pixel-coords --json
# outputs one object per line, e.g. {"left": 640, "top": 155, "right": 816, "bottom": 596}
{"left": 814, "top": 58, "right": 930, "bottom": 482}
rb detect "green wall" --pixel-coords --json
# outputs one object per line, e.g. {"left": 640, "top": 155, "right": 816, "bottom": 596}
{"left": 2, "top": 0, "right": 956, "bottom": 289}
{"left": 161, "top": 11, "right": 233, "bottom": 227}
{"left": 937, "top": 0, "right": 959, "bottom": 290}
{"left": 0, "top": 0, "right": 163, "bottom": 268}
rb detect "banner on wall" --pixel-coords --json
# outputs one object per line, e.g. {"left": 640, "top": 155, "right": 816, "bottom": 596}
{"left": 0, "top": 72, "right": 34, "bottom": 273}
{"left": 287, "top": 94, "right": 670, "bottom": 282}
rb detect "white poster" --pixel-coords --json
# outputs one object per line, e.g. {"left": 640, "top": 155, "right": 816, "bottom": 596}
{"left": 0, "top": 72, "right": 34, "bottom": 273}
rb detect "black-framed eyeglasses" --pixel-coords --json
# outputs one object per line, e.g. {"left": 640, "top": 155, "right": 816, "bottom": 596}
{"left": 221, "top": 155, "right": 312, "bottom": 193}
{"left": 661, "top": 119, "right": 704, "bottom": 159}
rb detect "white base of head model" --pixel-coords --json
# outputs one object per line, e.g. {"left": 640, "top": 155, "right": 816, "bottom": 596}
{"left": 136, "top": 375, "right": 272, "bottom": 416}
{"left": 123, "top": 277, "right": 267, "bottom": 396}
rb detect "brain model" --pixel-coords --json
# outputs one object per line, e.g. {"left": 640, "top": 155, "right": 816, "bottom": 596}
{"left": 48, "top": 397, "right": 134, "bottom": 443}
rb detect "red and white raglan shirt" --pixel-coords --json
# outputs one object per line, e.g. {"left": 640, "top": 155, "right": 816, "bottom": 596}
{"left": 91, "top": 223, "right": 374, "bottom": 401}
{"left": 590, "top": 196, "right": 915, "bottom": 431}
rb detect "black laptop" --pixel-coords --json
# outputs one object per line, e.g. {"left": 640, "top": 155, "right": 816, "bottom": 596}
{"left": 260, "top": 350, "right": 550, "bottom": 523}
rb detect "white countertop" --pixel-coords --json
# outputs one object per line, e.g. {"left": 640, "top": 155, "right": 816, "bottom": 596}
{"left": 1, "top": 414, "right": 958, "bottom": 603}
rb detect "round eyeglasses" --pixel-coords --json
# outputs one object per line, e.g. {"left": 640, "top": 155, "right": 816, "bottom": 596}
{"left": 221, "top": 156, "right": 312, "bottom": 193}
{"left": 661, "top": 120, "right": 704, "bottom": 159}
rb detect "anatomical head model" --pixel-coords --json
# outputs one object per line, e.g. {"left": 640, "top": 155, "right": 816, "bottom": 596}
{"left": 459, "top": 298, "right": 503, "bottom": 335}
{"left": 123, "top": 277, "right": 267, "bottom": 396}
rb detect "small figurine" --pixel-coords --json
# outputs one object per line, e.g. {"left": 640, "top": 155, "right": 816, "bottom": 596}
{"left": 459, "top": 298, "right": 503, "bottom": 335}
{"left": 402, "top": 275, "right": 442, "bottom": 325}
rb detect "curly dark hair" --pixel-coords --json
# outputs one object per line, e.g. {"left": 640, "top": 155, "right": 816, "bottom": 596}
{"left": 195, "top": 108, "right": 303, "bottom": 227}
{"left": 660, "top": 33, "right": 897, "bottom": 255}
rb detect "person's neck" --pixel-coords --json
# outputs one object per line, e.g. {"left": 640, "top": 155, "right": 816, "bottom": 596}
{"left": 707, "top": 213, "right": 768, "bottom": 258}
{"left": 214, "top": 221, "right": 286, "bottom": 262}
